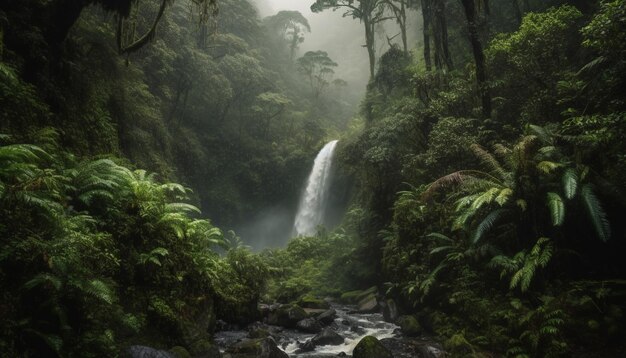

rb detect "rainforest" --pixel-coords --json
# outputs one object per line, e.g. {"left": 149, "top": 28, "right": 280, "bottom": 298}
{"left": 1, "top": 0, "right": 625, "bottom": 357}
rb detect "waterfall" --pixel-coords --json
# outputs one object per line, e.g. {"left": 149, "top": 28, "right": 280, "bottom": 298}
{"left": 293, "top": 140, "right": 339, "bottom": 236}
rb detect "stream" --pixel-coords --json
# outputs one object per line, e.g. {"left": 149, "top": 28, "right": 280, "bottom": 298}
{"left": 214, "top": 303, "right": 443, "bottom": 357}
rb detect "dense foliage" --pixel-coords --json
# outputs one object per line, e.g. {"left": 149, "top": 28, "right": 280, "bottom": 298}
{"left": 1, "top": 0, "right": 625, "bottom": 357}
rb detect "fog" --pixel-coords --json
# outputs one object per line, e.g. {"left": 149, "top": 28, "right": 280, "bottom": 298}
{"left": 254, "top": 0, "right": 422, "bottom": 100}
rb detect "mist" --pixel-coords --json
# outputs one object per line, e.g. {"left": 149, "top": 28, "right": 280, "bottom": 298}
{"left": 254, "top": 0, "right": 423, "bottom": 102}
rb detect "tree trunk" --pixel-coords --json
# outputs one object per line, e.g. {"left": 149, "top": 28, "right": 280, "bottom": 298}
{"left": 460, "top": 0, "right": 491, "bottom": 118}
{"left": 364, "top": 17, "right": 376, "bottom": 79}
{"left": 400, "top": 1, "right": 408, "bottom": 54}
{"left": 421, "top": 0, "right": 432, "bottom": 71}
{"left": 435, "top": 0, "right": 453, "bottom": 70}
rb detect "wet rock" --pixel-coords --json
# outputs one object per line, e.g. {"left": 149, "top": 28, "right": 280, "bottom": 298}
{"left": 341, "top": 319, "right": 350, "bottom": 325}
{"left": 337, "top": 352, "right": 347, "bottom": 357}
{"left": 258, "top": 304, "right": 270, "bottom": 318}
{"left": 382, "top": 299, "right": 399, "bottom": 323}
{"left": 124, "top": 346, "right": 175, "bottom": 358}
{"left": 247, "top": 322, "right": 272, "bottom": 339}
{"left": 295, "top": 340, "right": 316, "bottom": 353}
{"left": 266, "top": 304, "right": 308, "bottom": 328}
{"left": 311, "top": 328, "right": 344, "bottom": 346}
{"left": 296, "top": 318, "right": 322, "bottom": 333}
{"left": 353, "top": 336, "right": 393, "bottom": 358}
{"left": 357, "top": 293, "right": 378, "bottom": 313}
{"left": 318, "top": 308, "right": 337, "bottom": 325}
{"left": 397, "top": 315, "right": 422, "bottom": 337}
{"left": 216, "top": 320, "right": 239, "bottom": 332}
{"left": 224, "top": 337, "right": 287, "bottom": 358}
{"left": 350, "top": 324, "right": 366, "bottom": 335}
{"left": 417, "top": 344, "right": 445, "bottom": 358}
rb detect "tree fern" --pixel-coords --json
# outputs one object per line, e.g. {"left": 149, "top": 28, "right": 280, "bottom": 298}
{"left": 470, "top": 143, "right": 507, "bottom": 179}
{"left": 580, "top": 184, "right": 611, "bottom": 242}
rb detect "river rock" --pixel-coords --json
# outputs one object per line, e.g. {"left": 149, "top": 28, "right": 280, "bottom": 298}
{"left": 224, "top": 337, "right": 287, "bottom": 358}
{"left": 357, "top": 293, "right": 379, "bottom": 313}
{"left": 124, "top": 345, "right": 175, "bottom": 358}
{"left": 311, "top": 328, "right": 345, "bottom": 346}
{"left": 397, "top": 315, "right": 422, "bottom": 337}
{"left": 266, "top": 304, "right": 308, "bottom": 328}
{"left": 296, "top": 340, "right": 316, "bottom": 353}
{"left": 317, "top": 308, "right": 337, "bottom": 325}
{"left": 352, "top": 336, "right": 393, "bottom": 358}
{"left": 296, "top": 318, "right": 323, "bottom": 333}
{"left": 382, "top": 299, "right": 399, "bottom": 322}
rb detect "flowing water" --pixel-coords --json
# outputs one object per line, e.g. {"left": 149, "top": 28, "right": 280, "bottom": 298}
{"left": 293, "top": 140, "right": 339, "bottom": 236}
{"left": 214, "top": 303, "right": 443, "bottom": 357}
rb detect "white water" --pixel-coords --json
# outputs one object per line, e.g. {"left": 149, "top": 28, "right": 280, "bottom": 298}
{"left": 293, "top": 140, "right": 339, "bottom": 236}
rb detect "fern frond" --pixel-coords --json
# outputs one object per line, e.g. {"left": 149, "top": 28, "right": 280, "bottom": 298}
{"left": 581, "top": 184, "right": 611, "bottom": 242}
{"left": 562, "top": 168, "right": 578, "bottom": 199}
{"left": 24, "top": 273, "right": 62, "bottom": 291}
{"left": 426, "top": 232, "right": 454, "bottom": 243}
{"left": 471, "top": 144, "right": 507, "bottom": 179}
{"left": 471, "top": 187, "right": 501, "bottom": 210}
{"left": 537, "top": 161, "right": 562, "bottom": 174}
{"left": 546, "top": 192, "right": 565, "bottom": 226}
{"left": 495, "top": 188, "right": 513, "bottom": 206}
{"left": 165, "top": 202, "right": 201, "bottom": 214}
{"left": 472, "top": 208, "right": 507, "bottom": 244}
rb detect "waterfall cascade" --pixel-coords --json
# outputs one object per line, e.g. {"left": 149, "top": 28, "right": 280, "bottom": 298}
{"left": 293, "top": 140, "right": 338, "bottom": 236}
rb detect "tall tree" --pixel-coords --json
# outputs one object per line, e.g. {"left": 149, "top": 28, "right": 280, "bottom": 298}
{"left": 384, "top": 0, "right": 415, "bottom": 54}
{"left": 460, "top": 0, "right": 491, "bottom": 118}
{"left": 264, "top": 11, "right": 311, "bottom": 60}
{"left": 311, "top": 0, "right": 389, "bottom": 79}
{"left": 296, "top": 50, "right": 339, "bottom": 99}
{"left": 420, "top": 0, "right": 452, "bottom": 71}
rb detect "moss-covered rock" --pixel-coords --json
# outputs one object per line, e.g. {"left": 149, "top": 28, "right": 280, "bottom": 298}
{"left": 296, "top": 294, "right": 330, "bottom": 309}
{"left": 340, "top": 286, "right": 378, "bottom": 305}
{"left": 397, "top": 315, "right": 422, "bottom": 337}
{"left": 168, "top": 346, "right": 191, "bottom": 358}
{"left": 266, "top": 304, "right": 308, "bottom": 328}
{"left": 352, "top": 336, "right": 393, "bottom": 358}
{"left": 444, "top": 333, "right": 475, "bottom": 356}
{"left": 340, "top": 290, "right": 364, "bottom": 304}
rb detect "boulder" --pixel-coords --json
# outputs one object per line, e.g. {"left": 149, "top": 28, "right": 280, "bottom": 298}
{"left": 352, "top": 336, "right": 393, "bottom": 358}
{"left": 296, "top": 294, "right": 331, "bottom": 309}
{"left": 382, "top": 299, "right": 399, "bottom": 323}
{"left": 311, "top": 328, "right": 344, "bottom": 346}
{"left": 224, "top": 338, "right": 288, "bottom": 358}
{"left": 266, "top": 304, "right": 308, "bottom": 328}
{"left": 168, "top": 346, "right": 191, "bottom": 358}
{"left": 296, "top": 340, "right": 316, "bottom": 353}
{"left": 357, "top": 293, "right": 378, "bottom": 313}
{"left": 317, "top": 308, "right": 337, "bottom": 325}
{"left": 296, "top": 318, "right": 323, "bottom": 333}
{"left": 124, "top": 346, "right": 175, "bottom": 358}
{"left": 397, "top": 315, "right": 422, "bottom": 337}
